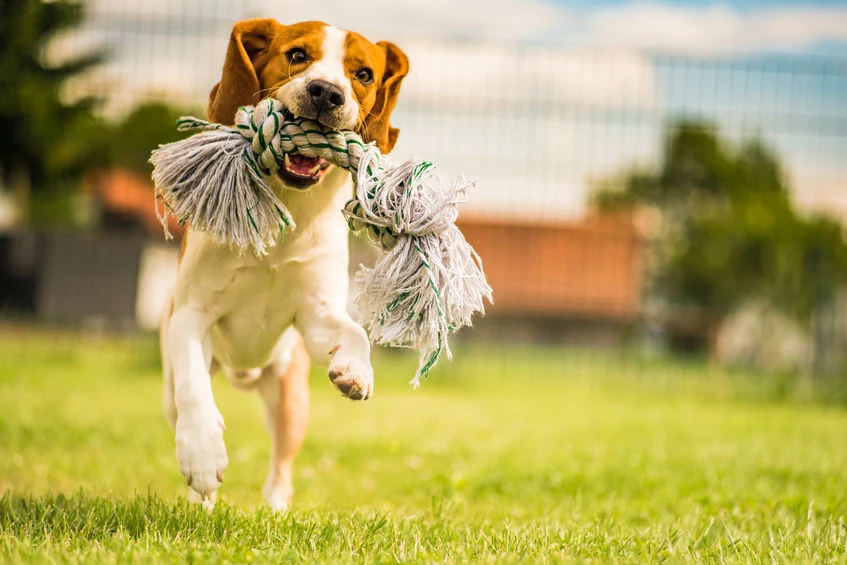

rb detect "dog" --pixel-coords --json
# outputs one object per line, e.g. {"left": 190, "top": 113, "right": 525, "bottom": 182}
{"left": 159, "top": 19, "right": 409, "bottom": 510}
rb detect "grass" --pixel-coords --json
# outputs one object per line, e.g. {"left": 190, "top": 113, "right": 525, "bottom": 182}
{"left": 1, "top": 328, "right": 846, "bottom": 563}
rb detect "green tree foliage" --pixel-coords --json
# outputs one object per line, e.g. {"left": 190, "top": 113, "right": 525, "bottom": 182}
{"left": 1, "top": 0, "right": 193, "bottom": 226}
{"left": 0, "top": 0, "right": 108, "bottom": 223}
{"left": 107, "top": 103, "right": 189, "bottom": 177}
{"left": 596, "top": 122, "right": 847, "bottom": 333}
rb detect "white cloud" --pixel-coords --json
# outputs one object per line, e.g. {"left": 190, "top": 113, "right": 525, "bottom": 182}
{"left": 399, "top": 39, "right": 656, "bottom": 108}
{"left": 243, "top": 0, "right": 569, "bottom": 43}
{"left": 73, "top": 0, "right": 847, "bottom": 65}
{"left": 241, "top": 1, "right": 847, "bottom": 55}
{"left": 588, "top": 4, "right": 847, "bottom": 55}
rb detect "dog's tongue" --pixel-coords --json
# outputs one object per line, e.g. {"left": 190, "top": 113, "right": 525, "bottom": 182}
{"left": 285, "top": 153, "right": 321, "bottom": 176}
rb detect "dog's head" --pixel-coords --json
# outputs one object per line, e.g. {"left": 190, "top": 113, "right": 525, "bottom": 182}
{"left": 208, "top": 19, "right": 409, "bottom": 189}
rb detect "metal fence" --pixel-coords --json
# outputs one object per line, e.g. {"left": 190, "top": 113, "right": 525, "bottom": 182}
{"left": 61, "top": 7, "right": 847, "bottom": 220}
{"left": 8, "top": 1, "right": 847, "bottom": 375}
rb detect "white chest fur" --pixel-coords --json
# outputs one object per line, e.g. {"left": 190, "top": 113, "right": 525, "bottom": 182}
{"left": 172, "top": 165, "right": 355, "bottom": 370}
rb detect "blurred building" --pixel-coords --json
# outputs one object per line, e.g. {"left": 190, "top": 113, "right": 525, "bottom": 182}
{"left": 459, "top": 214, "right": 643, "bottom": 345}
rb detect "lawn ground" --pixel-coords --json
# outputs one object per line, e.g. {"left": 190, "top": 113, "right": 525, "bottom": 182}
{"left": 1, "top": 328, "right": 846, "bottom": 563}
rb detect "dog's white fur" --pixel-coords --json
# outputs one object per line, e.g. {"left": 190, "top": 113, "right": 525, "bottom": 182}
{"left": 161, "top": 24, "right": 383, "bottom": 510}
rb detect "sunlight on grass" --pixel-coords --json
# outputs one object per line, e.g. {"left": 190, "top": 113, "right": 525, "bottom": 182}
{"left": 1, "top": 329, "right": 846, "bottom": 562}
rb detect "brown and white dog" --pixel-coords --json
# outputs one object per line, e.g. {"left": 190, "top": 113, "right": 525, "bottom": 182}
{"left": 159, "top": 19, "right": 409, "bottom": 509}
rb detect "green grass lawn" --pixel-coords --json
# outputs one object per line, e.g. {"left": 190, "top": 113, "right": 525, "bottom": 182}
{"left": 1, "top": 329, "right": 846, "bottom": 563}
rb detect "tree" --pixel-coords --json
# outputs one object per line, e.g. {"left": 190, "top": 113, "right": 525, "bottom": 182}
{"left": 107, "top": 103, "right": 190, "bottom": 177}
{"left": 595, "top": 122, "right": 847, "bottom": 358}
{"left": 0, "top": 0, "right": 106, "bottom": 224}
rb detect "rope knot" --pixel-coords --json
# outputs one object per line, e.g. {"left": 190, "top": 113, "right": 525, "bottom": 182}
{"left": 233, "top": 99, "right": 283, "bottom": 176}
{"left": 343, "top": 152, "right": 465, "bottom": 251}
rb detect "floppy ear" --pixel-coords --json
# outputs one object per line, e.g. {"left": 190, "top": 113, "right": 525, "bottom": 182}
{"left": 207, "top": 19, "right": 281, "bottom": 125}
{"left": 362, "top": 41, "right": 409, "bottom": 154}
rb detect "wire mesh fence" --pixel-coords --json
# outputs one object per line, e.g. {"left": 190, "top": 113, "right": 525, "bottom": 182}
{"left": 4, "top": 0, "right": 847, "bottom": 378}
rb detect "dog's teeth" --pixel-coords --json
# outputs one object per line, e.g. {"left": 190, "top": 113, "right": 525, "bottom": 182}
{"left": 284, "top": 153, "right": 292, "bottom": 170}
{"left": 309, "top": 163, "right": 321, "bottom": 175}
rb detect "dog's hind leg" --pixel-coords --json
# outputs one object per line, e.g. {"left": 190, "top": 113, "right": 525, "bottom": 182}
{"left": 256, "top": 328, "right": 311, "bottom": 512}
{"left": 160, "top": 299, "right": 178, "bottom": 429}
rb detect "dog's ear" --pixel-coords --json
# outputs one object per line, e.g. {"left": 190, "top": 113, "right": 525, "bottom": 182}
{"left": 362, "top": 41, "right": 409, "bottom": 154}
{"left": 208, "top": 18, "right": 281, "bottom": 125}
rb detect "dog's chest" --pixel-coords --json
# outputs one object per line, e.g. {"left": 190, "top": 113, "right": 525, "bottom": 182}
{"left": 176, "top": 169, "right": 353, "bottom": 369}
{"left": 208, "top": 260, "right": 299, "bottom": 368}
{"left": 200, "top": 221, "right": 349, "bottom": 369}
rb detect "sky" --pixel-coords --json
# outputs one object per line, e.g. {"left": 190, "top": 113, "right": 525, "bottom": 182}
{"left": 77, "top": 0, "right": 847, "bottom": 56}
{"left": 232, "top": 0, "right": 847, "bottom": 54}
{"left": 59, "top": 0, "right": 847, "bottom": 220}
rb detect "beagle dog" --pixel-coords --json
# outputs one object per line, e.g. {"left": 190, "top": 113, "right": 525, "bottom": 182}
{"left": 159, "top": 19, "right": 409, "bottom": 509}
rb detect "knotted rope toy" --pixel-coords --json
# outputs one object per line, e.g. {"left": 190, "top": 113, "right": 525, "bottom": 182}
{"left": 150, "top": 98, "right": 492, "bottom": 386}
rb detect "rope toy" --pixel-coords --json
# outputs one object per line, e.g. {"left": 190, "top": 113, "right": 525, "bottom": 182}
{"left": 149, "top": 98, "right": 492, "bottom": 386}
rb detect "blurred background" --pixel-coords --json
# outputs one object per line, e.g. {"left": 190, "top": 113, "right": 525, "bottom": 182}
{"left": 2, "top": 0, "right": 847, "bottom": 381}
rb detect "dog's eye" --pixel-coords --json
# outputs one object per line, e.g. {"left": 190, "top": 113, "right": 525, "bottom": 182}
{"left": 356, "top": 67, "right": 374, "bottom": 85}
{"left": 286, "top": 47, "right": 308, "bottom": 64}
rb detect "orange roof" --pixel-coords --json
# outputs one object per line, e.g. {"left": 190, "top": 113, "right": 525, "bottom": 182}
{"left": 89, "top": 169, "right": 184, "bottom": 237}
{"left": 457, "top": 213, "right": 643, "bottom": 321}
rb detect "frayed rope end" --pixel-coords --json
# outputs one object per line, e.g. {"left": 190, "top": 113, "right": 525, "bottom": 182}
{"left": 149, "top": 130, "right": 294, "bottom": 256}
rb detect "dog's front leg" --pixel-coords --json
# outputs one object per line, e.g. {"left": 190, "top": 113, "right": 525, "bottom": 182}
{"left": 296, "top": 299, "right": 373, "bottom": 400}
{"left": 168, "top": 307, "right": 228, "bottom": 499}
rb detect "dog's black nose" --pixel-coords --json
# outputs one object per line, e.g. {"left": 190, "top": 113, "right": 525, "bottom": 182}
{"left": 307, "top": 80, "right": 345, "bottom": 111}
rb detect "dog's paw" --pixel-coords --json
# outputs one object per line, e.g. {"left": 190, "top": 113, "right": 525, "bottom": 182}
{"left": 187, "top": 487, "right": 217, "bottom": 511}
{"left": 263, "top": 483, "right": 293, "bottom": 513}
{"left": 328, "top": 357, "right": 374, "bottom": 401}
{"left": 175, "top": 407, "right": 228, "bottom": 498}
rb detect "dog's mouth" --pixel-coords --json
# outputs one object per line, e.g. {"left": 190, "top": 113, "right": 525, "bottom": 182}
{"left": 278, "top": 153, "right": 331, "bottom": 189}
{"left": 276, "top": 108, "right": 332, "bottom": 189}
